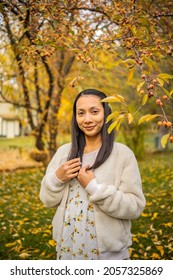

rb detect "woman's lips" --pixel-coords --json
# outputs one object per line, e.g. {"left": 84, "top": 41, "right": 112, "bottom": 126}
{"left": 84, "top": 126, "right": 96, "bottom": 130}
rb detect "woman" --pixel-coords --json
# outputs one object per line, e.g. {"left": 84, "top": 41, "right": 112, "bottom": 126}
{"left": 40, "top": 89, "right": 146, "bottom": 260}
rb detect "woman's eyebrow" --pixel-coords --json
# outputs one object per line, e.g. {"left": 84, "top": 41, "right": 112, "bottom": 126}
{"left": 77, "top": 106, "right": 100, "bottom": 111}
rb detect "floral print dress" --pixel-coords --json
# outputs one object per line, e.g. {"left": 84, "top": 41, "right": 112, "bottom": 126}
{"left": 57, "top": 150, "right": 99, "bottom": 260}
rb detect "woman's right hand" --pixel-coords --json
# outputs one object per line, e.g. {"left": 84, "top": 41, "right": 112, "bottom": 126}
{"left": 55, "top": 158, "right": 81, "bottom": 183}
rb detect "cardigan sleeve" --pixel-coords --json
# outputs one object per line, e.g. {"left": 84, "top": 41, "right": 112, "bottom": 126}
{"left": 86, "top": 153, "right": 146, "bottom": 220}
{"left": 39, "top": 145, "right": 68, "bottom": 208}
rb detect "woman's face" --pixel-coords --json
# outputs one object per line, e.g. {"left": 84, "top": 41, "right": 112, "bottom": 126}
{"left": 76, "top": 95, "right": 104, "bottom": 138}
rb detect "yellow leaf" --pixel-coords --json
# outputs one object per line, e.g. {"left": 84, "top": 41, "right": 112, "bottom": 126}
{"left": 127, "top": 113, "right": 133, "bottom": 124}
{"left": 158, "top": 73, "right": 173, "bottom": 83}
{"left": 128, "top": 68, "right": 135, "bottom": 81}
{"left": 138, "top": 114, "right": 151, "bottom": 125}
{"left": 48, "top": 239, "right": 56, "bottom": 247}
{"left": 151, "top": 212, "right": 158, "bottom": 220}
{"left": 141, "top": 212, "right": 150, "bottom": 217}
{"left": 133, "top": 237, "right": 139, "bottom": 243}
{"left": 169, "top": 89, "right": 173, "bottom": 97}
{"left": 106, "top": 111, "right": 119, "bottom": 123}
{"left": 133, "top": 254, "right": 139, "bottom": 258}
{"left": 137, "top": 81, "right": 145, "bottom": 92}
{"left": 102, "top": 94, "right": 125, "bottom": 103}
{"left": 5, "top": 241, "right": 17, "bottom": 247}
{"left": 122, "top": 58, "right": 136, "bottom": 65}
{"left": 44, "top": 229, "right": 52, "bottom": 234}
{"left": 151, "top": 253, "right": 161, "bottom": 259}
{"left": 156, "top": 246, "right": 164, "bottom": 256}
{"left": 108, "top": 114, "right": 125, "bottom": 133}
{"left": 161, "top": 222, "right": 172, "bottom": 227}
{"left": 157, "top": 78, "right": 165, "bottom": 86}
{"left": 142, "top": 94, "right": 148, "bottom": 106}
{"left": 138, "top": 114, "right": 159, "bottom": 125}
{"left": 108, "top": 121, "right": 117, "bottom": 134}
{"left": 161, "top": 133, "right": 170, "bottom": 148}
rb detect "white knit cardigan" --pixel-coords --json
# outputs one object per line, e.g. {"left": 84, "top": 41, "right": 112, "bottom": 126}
{"left": 40, "top": 142, "right": 146, "bottom": 254}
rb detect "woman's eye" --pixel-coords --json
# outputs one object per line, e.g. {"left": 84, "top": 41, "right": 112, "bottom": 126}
{"left": 78, "top": 112, "right": 84, "bottom": 116}
{"left": 92, "top": 110, "right": 99, "bottom": 114}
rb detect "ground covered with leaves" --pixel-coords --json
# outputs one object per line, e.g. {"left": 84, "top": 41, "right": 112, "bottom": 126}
{"left": 0, "top": 152, "right": 173, "bottom": 260}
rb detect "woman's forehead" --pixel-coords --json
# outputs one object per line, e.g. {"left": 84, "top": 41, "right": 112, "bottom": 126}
{"left": 76, "top": 95, "right": 102, "bottom": 109}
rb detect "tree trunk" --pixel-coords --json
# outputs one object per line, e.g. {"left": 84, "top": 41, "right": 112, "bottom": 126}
{"left": 48, "top": 91, "right": 62, "bottom": 158}
{"left": 35, "top": 129, "right": 45, "bottom": 151}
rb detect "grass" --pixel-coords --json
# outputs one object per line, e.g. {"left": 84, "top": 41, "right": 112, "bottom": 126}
{"left": 0, "top": 134, "right": 173, "bottom": 260}
{"left": 0, "top": 136, "right": 35, "bottom": 151}
{"left": 0, "top": 153, "right": 173, "bottom": 260}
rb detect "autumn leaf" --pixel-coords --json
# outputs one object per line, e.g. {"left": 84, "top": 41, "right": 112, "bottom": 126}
{"left": 5, "top": 241, "right": 17, "bottom": 248}
{"left": 48, "top": 240, "right": 56, "bottom": 247}
{"left": 141, "top": 94, "right": 148, "bottom": 106}
{"left": 127, "top": 113, "right": 133, "bottom": 124}
{"left": 151, "top": 253, "right": 161, "bottom": 259}
{"left": 133, "top": 237, "right": 139, "bottom": 243}
{"left": 19, "top": 252, "right": 31, "bottom": 259}
{"left": 137, "top": 81, "right": 145, "bottom": 92}
{"left": 161, "top": 133, "right": 170, "bottom": 148}
{"left": 128, "top": 68, "right": 135, "bottom": 81}
{"left": 151, "top": 212, "right": 158, "bottom": 220}
{"left": 102, "top": 94, "right": 125, "bottom": 103}
{"left": 156, "top": 246, "right": 164, "bottom": 256}
{"left": 138, "top": 114, "right": 159, "bottom": 125}
{"left": 161, "top": 222, "right": 172, "bottom": 228}
{"left": 141, "top": 212, "right": 150, "bottom": 217}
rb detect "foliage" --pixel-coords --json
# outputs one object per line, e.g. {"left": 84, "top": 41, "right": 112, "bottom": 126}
{"left": 0, "top": 0, "right": 172, "bottom": 154}
{"left": 0, "top": 153, "right": 173, "bottom": 260}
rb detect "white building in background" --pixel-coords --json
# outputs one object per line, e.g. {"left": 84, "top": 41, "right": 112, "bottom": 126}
{"left": 0, "top": 101, "right": 23, "bottom": 138}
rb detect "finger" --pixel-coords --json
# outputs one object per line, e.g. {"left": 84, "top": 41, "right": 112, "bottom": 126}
{"left": 82, "top": 165, "right": 90, "bottom": 172}
{"left": 69, "top": 165, "right": 81, "bottom": 174}
{"left": 68, "top": 161, "right": 81, "bottom": 169}
{"left": 69, "top": 171, "right": 79, "bottom": 179}
{"left": 67, "top": 158, "right": 81, "bottom": 165}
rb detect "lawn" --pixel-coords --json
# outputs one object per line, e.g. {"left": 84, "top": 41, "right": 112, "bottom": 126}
{"left": 0, "top": 142, "right": 173, "bottom": 259}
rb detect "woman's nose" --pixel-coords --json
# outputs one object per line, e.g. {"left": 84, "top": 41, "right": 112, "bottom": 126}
{"left": 84, "top": 113, "right": 92, "bottom": 122}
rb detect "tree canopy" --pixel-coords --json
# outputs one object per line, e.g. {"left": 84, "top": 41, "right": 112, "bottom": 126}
{"left": 0, "top": 0, "right": 172, "bottom": 156}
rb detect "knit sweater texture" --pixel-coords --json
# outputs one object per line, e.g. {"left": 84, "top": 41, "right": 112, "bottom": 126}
{"left": 40, "top": 142, "right": 146, "bottom": 255}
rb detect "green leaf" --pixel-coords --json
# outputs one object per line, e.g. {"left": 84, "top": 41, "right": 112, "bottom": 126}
{"left": 161, "top": 133, "right": 170, "bottom": 148}
{"left": 137, "top": 81, "right": 145, "bottom": 92}
{"left": 53, "top": 20, "right": 58, "bottom": 28}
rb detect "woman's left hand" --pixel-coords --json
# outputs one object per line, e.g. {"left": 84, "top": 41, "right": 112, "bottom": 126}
{"left": 77, "top": 165, "right": 95, "bottom": 188}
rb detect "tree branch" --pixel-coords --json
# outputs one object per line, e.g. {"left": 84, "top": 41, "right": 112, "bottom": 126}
{"left": 0, "top": 90, "right": 38, "bottom": 111}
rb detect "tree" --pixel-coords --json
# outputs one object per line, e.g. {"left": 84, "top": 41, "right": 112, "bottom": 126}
{"left": 0, "top": 0, "right": 76, "bottom": 157}
{"left": 0, "top": 0, "right": 172, "bottom": 157}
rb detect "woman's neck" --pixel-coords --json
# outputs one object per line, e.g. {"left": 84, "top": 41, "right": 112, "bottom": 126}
{"left": 84, "top": 136, "right": 102, "bottom": 153}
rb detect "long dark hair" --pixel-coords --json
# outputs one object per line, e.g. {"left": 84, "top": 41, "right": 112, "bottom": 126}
{"left": 68, "top": 89, "right": 115, "bottom": 169}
